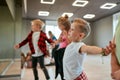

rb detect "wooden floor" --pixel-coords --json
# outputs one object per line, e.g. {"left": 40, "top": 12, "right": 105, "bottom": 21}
{"left": 21, "top": 55, "right": 113, "bottom": 80}
{"left": 0, "top": 60, "right": 21, "bottom": 80}
{"left": 0, "top": 61, "right": 11, "bottom": 74}
{"left": 5, "top": 60, "right": 21, "bottom": 75}
{"left": 0, "top": 55, "right": 113, "bottom": 80}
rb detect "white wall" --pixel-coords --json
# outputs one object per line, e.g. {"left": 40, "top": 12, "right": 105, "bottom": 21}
{"left": 92, "top": 16, "right": 113, "bottom": 47}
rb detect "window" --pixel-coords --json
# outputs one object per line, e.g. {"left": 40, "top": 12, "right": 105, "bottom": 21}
{"left": 45, "top": 25, "right": 61, "bottom": 39}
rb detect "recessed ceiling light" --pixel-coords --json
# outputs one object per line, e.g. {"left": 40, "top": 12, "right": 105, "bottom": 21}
{"left": 40, "top": 0, "right": 55, "bottom": 4}
{"left": 72, "top": 0, "right": 89, "bottom": 7}
{"left": 100, "top": 3, "right": 117, "bottom": 9}
{"left": 38, "top": 11, "right": 49, "bottom": 16}
{"left": 83, "top": 14, "right": 95, "bottom": 19}
{"left": 62, "top": 13, "right": 73, "bottom": 17}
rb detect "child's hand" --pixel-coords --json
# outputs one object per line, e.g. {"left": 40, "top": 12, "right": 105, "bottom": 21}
{"left": 51, "top": 43, "right": 56, "bottom": 48}
{"left": 104, "top": 41, "right": 116, "bottom": 55}
{"left": 14, "top": 44, "right": 20, "bottom": 49}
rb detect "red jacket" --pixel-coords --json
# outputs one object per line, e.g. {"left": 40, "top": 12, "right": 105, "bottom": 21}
{"left": 19, "top": 31, "right": 53, "bottom": 56}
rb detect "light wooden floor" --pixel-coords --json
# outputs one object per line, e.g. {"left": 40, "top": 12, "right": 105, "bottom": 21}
{"left": 0, "top": 60, "right": 21, "bottom": 80}
{"left": 21, "top": 55, "right": 113, "bottom": 80}
{"left": 5, "top": 60, "right": 21, "bottom": 75}
{"left": 0, "top": 61, "right": 11, "bottom": 74}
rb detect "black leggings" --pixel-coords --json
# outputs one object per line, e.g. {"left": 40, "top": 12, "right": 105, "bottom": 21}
{"left": 32, "top": 56, "right": 50, "bottom": 80}
{"left": 54, "top": 48, "right": 65, "bottom": 80}
{"left": 51, "top": 45, "right": 59, "bottom": 58}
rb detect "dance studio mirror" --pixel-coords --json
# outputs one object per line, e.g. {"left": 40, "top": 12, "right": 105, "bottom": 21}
{"left": 0, "top": 0, "right": 21, "bottom": 79}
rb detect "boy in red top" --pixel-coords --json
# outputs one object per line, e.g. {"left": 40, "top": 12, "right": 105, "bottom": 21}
{"left": 14, "top": 19, "right": 53, "bottom": 80}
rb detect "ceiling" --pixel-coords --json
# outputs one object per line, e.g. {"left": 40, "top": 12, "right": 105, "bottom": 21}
{"left": 1, "top": 0, "right": 119, "bottom": 22}
{"left": 1, "top": 0, "right": 120, "bottom": 22}
{"left": 22, "top": 0, "right": 120, "bottom": 22}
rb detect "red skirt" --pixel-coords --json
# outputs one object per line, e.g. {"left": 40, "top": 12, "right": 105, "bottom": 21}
{"left": 74, "top": 71, "right": 88, "bottom": 80}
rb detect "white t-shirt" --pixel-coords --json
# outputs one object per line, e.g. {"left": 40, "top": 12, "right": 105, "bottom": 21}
{"left": 63, "top": 41, "right": 86, "bottom": 80}
{"left": 32, "top": 32, "right": 43, "bottom": 57}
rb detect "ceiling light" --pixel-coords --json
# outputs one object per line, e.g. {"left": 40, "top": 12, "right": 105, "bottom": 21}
{"left": 40, "top": 0, "right": 55, "bottom": 4}
{"left": 100, "top": 3, "right": 117, "bottom": 9}
{"left": 38, "top": 11, "right": 49, "bottom": 16}
{"left": 72, "top": 0, "right": 89, "bottom": 7}
{"left": 62, "top": 13, "right": 73, "bottom": 17}
{"left": 83, "top": 14, "right": 95, "bottom": 19}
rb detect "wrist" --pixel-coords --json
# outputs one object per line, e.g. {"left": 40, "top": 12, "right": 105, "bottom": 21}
{"left": 101, "top": 48, "right": 107, "bottom": 56}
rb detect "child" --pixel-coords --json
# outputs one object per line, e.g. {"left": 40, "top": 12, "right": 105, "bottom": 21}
{"left": 14, "top": 19, "right": 53, "bottom": 80}
{"left": 63, "top": 18, "right": 114, "bottom": 80}
{"left": 21, "top": 52, "right": 26, "bottom": 69}
{"left": 48, "top": 31, "right": 57, "bottom": 41}
{"left": 48, "top": 31, "right": 58, "bottom": 58}
{"left": 54, "top": 15, "right": 71, "bottom": 80}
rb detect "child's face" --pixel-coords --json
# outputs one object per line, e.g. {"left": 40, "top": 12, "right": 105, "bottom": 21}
{"left": 58, "top": 23, "right": 65, "bottom": 31}
{"left": 31, "top": 22, "right": 41, "bottom": 32}
{"left": 69, "top": 23, "right": 84, "bottom": 42}
{"left": 48, "top": 33, "right": 52, "bottom": 37}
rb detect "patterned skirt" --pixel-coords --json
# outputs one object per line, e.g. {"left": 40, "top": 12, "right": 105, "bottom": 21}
{"left": 74, "top": 71, "right": 88, "bottom": 80}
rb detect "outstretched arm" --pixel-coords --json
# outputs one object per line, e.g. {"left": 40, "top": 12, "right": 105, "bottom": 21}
{"left": 80, "top": 45, "right": 103, "bottom": 54}
{"left": 14, "top": 36, "right": 29, "bottom": 49}
{"left": 80, "top": 41, "right": 115, "bottom": 55}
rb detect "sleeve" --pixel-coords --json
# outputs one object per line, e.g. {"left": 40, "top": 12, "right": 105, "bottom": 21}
{"left": 19, "top": 32, "right": 32, "bottom": 47}
{"left": 76, "top": 42, "right": 85, "bottom": 55}
{"left": 19, "top": 35, "right": 29, "bottom": 48}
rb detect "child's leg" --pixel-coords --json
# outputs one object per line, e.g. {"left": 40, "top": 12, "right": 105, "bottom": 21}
{"left": 58, "top": 48, "right": 65, "bottom": 80}
{"left": 21, "top": 53, "right": 26, "bottom": 69}
{"left": 32, "top": 57, "right": 39, "bottom": 80}
{"left": 54, "top": 52, "right": 59, "bottom": 78}
{"left": 74, "top": 71, "right": 88, "bottom": 80}
{"left": 60, "top": 71, "right": 65, "bottom": 80}
{"left": 38, "top": 55, "right": 50, "bottom": 79}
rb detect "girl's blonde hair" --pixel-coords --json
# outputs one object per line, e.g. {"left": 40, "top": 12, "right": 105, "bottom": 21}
{"left": 58, "top": 15, "right": 70, "bottom": 31}
{"left": 73, "top": 18, "right": 91, "bottom": 38}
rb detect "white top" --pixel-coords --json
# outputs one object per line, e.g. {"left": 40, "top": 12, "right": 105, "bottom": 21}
{"left": 32, "top": 32, "right": 43, "bottom": 57}
{"left": 63, "top": 41, "right": 86, "bottom": 80}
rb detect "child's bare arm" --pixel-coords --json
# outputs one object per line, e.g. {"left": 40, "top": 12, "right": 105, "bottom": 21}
{"left": 80, "top": 45, "right": 103, "bottom": 54}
